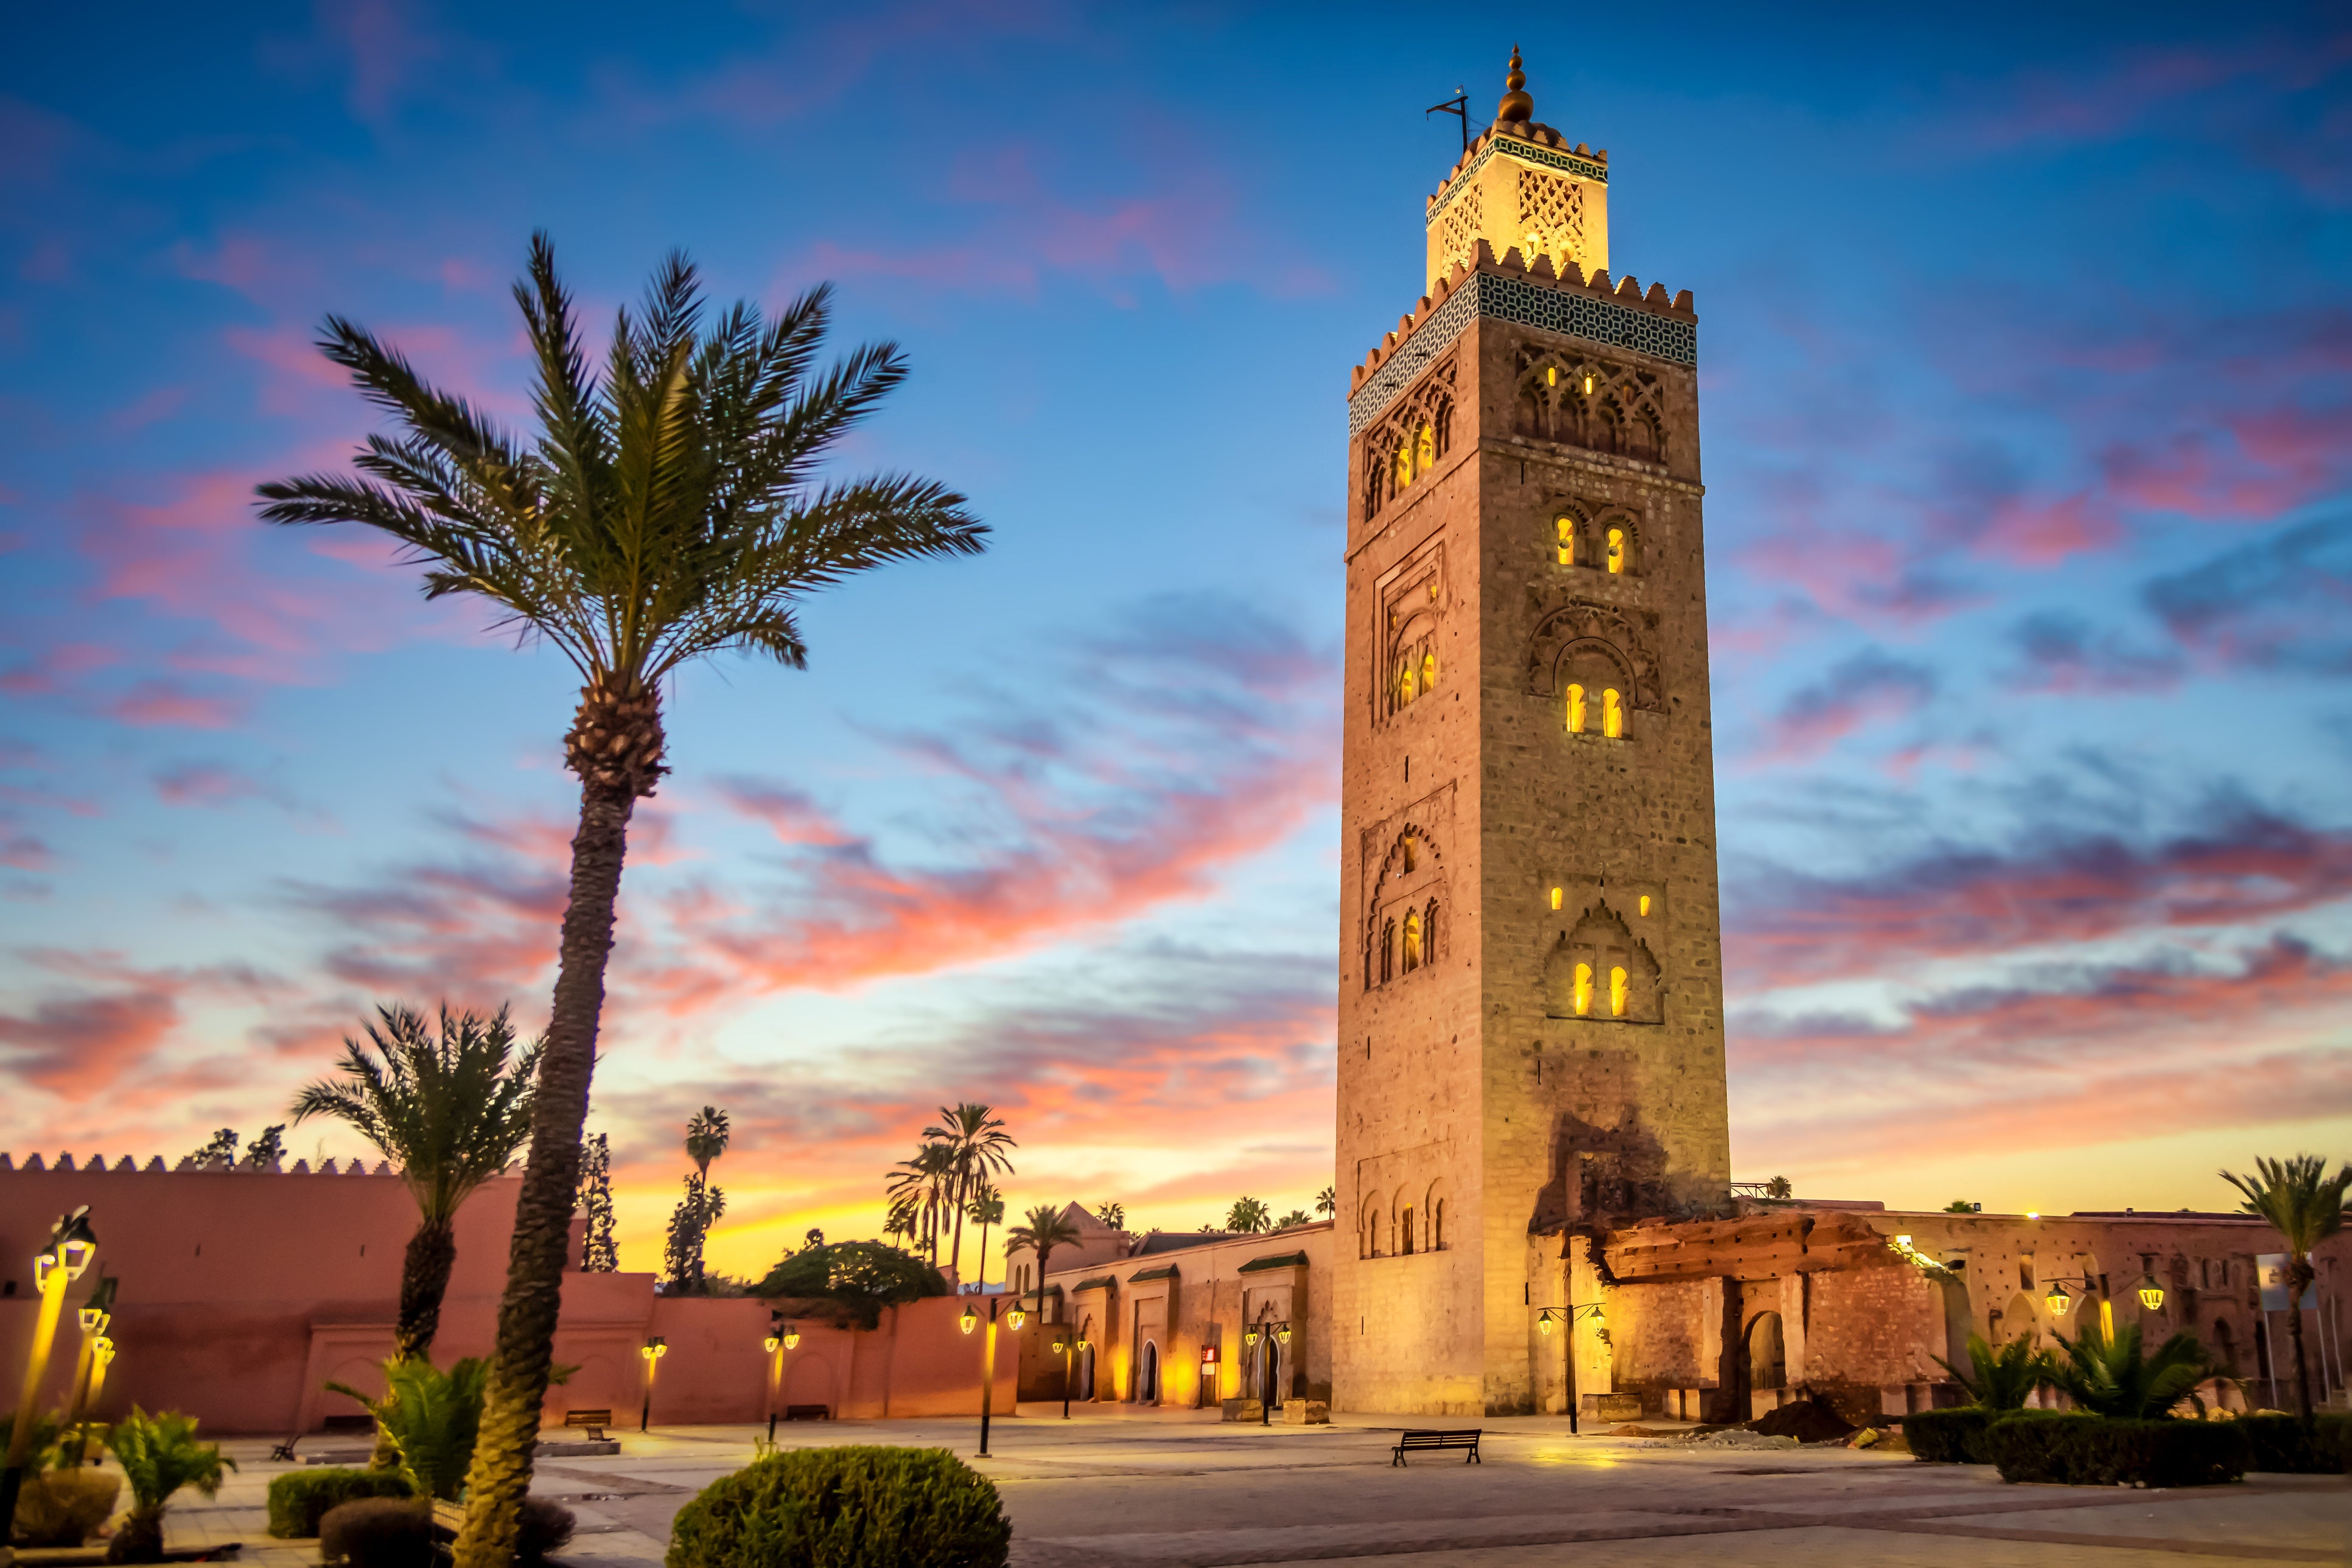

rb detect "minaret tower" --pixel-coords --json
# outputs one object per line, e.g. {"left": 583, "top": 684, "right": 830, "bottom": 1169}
{"left": 1331, "top": 51, "right": 1731, "bottom": 1416}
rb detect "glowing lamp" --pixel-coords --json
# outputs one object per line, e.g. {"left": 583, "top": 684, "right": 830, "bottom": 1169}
{"left": 784, "top": 1329, "right": 800, "bottom": 1349}
{"left": 1007, "top": 1307, "right": 1026, "bottom": 1331}
{"left": 1275, "top": 1325, "right": 1292, "bottom": 1346}
{"left": 961, "top": 1304, "right": 978, "bottom": 1335}
{"left": 35, "top": 1208, "right": 98, "bottom": 1290}
{"left": 79, "top": 1307, "right": 109, "bottom": 1334}
{"left": 1243, "top": 1328, "right": 1261, "bottom": 1348}
{"left": 764, "top": 1336, "right": 780, "bottom": 1353}
{"left": 2044, "top": 1283, "right": 2071, "bottom": 1317}
{"left": 640, "top": 1335, "right": 667, "bottom": 1360}
{"left": 1538, "top": 1311, "right": 1556, "bottom": 1337}
{"left": 1075, "top": 1336, "right": 1091, "bottom": 1352}
{"left": 2137, "top": 1276, "right": 2165, "bottom": 1311}
{"left": 1894, "top": 1235, "right": 1913, "bottom": 1248}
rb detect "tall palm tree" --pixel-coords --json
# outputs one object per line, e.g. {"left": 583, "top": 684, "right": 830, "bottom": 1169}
{"left": 1225, "top": 1196, "right": 1272, "bottom": 1234}
{"left": 1314, "top": 1186, "right": 1336, "bottom": 1219}
{"left": 665, "top": 1105, "right": 732, "bottom": 1292}
{"left": 290, "top": 1005, "right": 539, "bottom": 1361}
{"left": 1007, "top": 1204, "right": 1083, "bottom": 1321}
{"left": 966, "top": 1181, "right": 1004, "bottom": 1293}
{"left": 2222, "top": 1153, "right": 2352, "bottom": 1421}
{"left": 923, "top": 1103, "right": 1017, "bottom": 1279}
{"left": 257, "top": 236, "right": 984, "bottom": 1568}
{"left": 884, "top": 1144, "right": 957, "bottom": 1262}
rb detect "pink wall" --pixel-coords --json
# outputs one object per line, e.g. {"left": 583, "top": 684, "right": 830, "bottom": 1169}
{"left": 1, "top": 1163, "right": 1015, "bottom": 1433}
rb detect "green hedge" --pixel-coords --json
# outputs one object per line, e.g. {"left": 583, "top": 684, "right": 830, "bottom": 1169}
{"left": 1984, "top": 1412, "right": 2249, "bottom": 1487}
{"left": 667, "top": 1447, "right": 1009, "bottom": 1568}
{"left": 268, "top": 1468, "right": 415, "bottom": 1538}
{"left": 2238, "top": 1414, "right": 2351, "bottom": 1474}
{"left": 1905, "top": 1407, "right": 1994, "bottom": 1463}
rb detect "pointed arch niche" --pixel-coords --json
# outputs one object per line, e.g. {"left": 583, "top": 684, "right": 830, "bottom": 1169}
{"left": 1541, "top": 900, "right": 1663, "bottom": 1023}
{"left": 1360, "top": 785, "right": 1456, "bottom": 993}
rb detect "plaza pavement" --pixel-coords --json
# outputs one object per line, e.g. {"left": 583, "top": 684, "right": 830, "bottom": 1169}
{"left": 158, "top": 1411, "right": 2345, "bottom": 1568}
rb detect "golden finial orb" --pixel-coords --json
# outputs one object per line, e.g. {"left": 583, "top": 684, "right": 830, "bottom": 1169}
{"left": 1496, "top": 44, "right": 1533, "bottom": 124}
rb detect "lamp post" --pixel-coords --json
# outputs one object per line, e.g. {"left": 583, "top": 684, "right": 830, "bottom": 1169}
{"left": 63, "top": 1275, "right": 116, "bottom": 1468}
{"left": 762, "top": 1314, "right": 801, "bottom": 1444}
{"left": 1049, "top": 1327, "right": 1090, "bottom": 1420}
{"left": 638, "top": 1335, "right": 667, "bottom": 1433}
{"left": 1537, "top": 1303, "right": 1606, "bottom": 1433}
{"left": 1242, "top": 1312, "right": 1291, "bottom": 1427}
{"left": 82, "top": 1338, "right": 116, "bottom": 1465}
{"left": 961, "top": 1294, "right": 1026, "bottom": 1457}
{"left": 1, "top": 1208, "right": 99, "bottom": 1528}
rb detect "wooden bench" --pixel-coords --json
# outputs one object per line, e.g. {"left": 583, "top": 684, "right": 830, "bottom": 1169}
{"left": 562, "top": 1409, "right": 614, "bottom": 1441}
{"left": 1391, "top": 1428, "right": 1482, "bottom": 1466}
{"left": 782, "top": 1404, "right": 831, "bottom": 1422}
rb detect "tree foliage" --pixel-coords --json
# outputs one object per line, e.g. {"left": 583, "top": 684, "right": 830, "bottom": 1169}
{"left": 576, "top": 1133, "right": 619, "bottom": 1272}
{"left": 103, "top": 1409, "right": 234, "bottom": 1564}
{"left": 2221, "top": 1152, "right": 2352, "bottom": 1423}
{"left": 1225, "top": 1197, "right": 1272, "bottom": 1234}
{"left": 2048, "top": 1318, "right": 2213, "bottom": 1419}
{"left": 757, "top": 1242, "right": 947, "bottom": 1330}
{"left": 1933, "top": 1332, "right": 2053, "bottom": 1411}
{"left": 324, "top": 1360, "right": 487, "bottom": 1502}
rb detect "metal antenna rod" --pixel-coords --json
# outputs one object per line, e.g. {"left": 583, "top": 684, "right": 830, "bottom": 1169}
{"left": 1426, "top": 86, "right": 1468, "bottom": 155}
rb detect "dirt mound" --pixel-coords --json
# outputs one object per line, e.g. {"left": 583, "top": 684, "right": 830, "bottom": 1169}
{"left": 1750, "top": 1398, "right": 1857, "bottom": 1444}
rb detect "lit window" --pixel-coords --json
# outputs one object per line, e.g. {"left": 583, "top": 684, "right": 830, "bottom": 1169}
{"left": 1416, "top": 423, "right": 1436, "bottom": 475}
{"left": 1639, "top": 894, "right": 1651, "bottom": 917}
{"left": 1402, "top": 909, "right": 1423, "bottom": 971}
{"left": 1583, "top": 373, "right": 1594, "bottom": 394}
{"left": 1401, "top": 835, "right": 1417, "bottom": 873}
{"left": 1545, "top": 365, "right": 1558, "bottom": 387}
{"left": 1556, "top": 517, "right": 1575, "bottom": 565}
{"left": 1602, "top": 688, "right": 1623, "bottom": 738}
{"left": 1606, "top": 528, "right": 1625, "bottom": 574}
{"left": 1427, "top": 581, "right": 1438, "bottom": 601}
{"left": 1566, "top": 683, "right": 1586, "bottom": 734}
{"left": 1609, "top": 965, "right": 1628, "bottom": 1017}
{"left": 1573, "top": 962, "right": 1593, "bottom": 1016}
{"left": 1398, "top": 658, "right": 1417, "bottom": 705}
{"left": 1394, "top": 444, "right": 1413, "bottom": 490}
{"left": 1550, "top": 886, "right": 1563, "bottom": 911}
{"left": 1421, "top": 650, "right": 1438, "bottom": 691}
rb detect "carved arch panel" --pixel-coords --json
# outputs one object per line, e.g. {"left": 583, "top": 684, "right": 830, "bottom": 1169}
{"left": 1525, "top": 601, "right": 1665, "bottom": 712}
{"left": 1541, "top": 900, "right": 1663, "bottom": 1023}
{"left": 1362, "top": 358, "right": 1458, "bottom": 523}
{"left": 1513, "top": 345, "right": 1669, "bottom": 466}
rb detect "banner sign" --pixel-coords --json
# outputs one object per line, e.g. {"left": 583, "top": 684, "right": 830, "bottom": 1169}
{"left": 2257, "top": 1254, "right": 2319, "bottom": 1312}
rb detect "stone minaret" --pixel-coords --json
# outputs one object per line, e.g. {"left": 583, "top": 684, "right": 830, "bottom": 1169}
{"left": 1331, "top": 51, "right": 1731, "bottom": 1416}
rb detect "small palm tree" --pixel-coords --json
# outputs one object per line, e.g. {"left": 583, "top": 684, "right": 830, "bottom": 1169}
{"left": 1933, "top": 1332, "right": 2052, "bottom": 1410}
{"left": 103, "top": 1409, "right": 233, "bottom": 1564}
{"left": 2221, "top": 1153, "right": 2351, "bottom": 1423}
{"left": 967, "top": 1182, "right": 1006, "bottom": 1292}
{"left": 1225, "top": 1197, "right": 1272, "bottom": 1234}
{"left": 259, "top": 235, "right": 982, "bottom": 1568}
{"left": 1314, "top": 1186, "right": 1336, "bottom": 1218}
{"left": 924, "top": 1104, "right": 1017, "bottom": 1278}
{"left": 2048, "top": 1318, "right": 2212, "bottom": 1419}
{"left": 1094, "top": 1201, "right": 1125, "bottom": 1229}
{"left": 1007, "top": 1205, "right": 1083, "bottom": 1320}
{"left": 326, "top": 1359, "right": 488, "bottom": 1501}
{"left": 290, "top": 1005, "right": 539, "bottom": 1360}
{"left": 1273, "top": 1209, "right": 1313, "bottom": 1230}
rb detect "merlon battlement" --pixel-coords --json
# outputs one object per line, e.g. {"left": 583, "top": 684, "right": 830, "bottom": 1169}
{"left": 0, "top": 1150, "right": 523, "bottom": 1177}
{"left": 1349, "top": 242, "right": 1696, "bottom": 397}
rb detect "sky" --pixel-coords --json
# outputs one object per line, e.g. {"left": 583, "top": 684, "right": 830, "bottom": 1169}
{"left": 2, "top": 2, "right": 2348, "bottom": 1282}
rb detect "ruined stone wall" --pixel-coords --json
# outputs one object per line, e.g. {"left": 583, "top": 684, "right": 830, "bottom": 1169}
{"left": 1604, "top": 1275, "right": 1707, "bottom": 1394}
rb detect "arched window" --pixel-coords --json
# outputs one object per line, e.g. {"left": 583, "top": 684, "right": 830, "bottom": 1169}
{"left": 1393, "top": 443, "right": 1413, "bottom": 491}
{"left": 1555, "top": 516, "right": 1575, "bottom": 566}
{"left": 1430, "top": 1199, "right": 1444, "bottom": 1251}
{"left": 1424, "top": 898, "right": 1440, "bottom": 963}
{"left": 1398, "top": 657, "right": 1418, "bottom": 704}
{"left": 1379, "top": 920, "right": 1395, "bottom": 982}
{"left": 1573, "top": 961, "right": 1593, "bottom": 1016}
{"left": 1400, "top": 1206, "right": 1416, "bottom": 1255}
{"left": 1609, "top": 965, "right": 1629, "bottom": 1017}
{"left": 1401, "top": 908, "right": 1423, "bottom": 973}
{"left": 1606, "top": 527, "right": 1626, "bottom": 573}
{"left": 1421, "top": 649, "right": 1438, "bottom": 692}
{"left": 1550, "top": 886, "right": 1563, "bottom": 911}
{"left": 1416, "top": 422, "right": 1436, "bottom": 475}
{"left": 1566, "top": 683, "right": 1587, "bottom": 734}
{"left": 1602, "top": 688, "right": 1623, "bottom": 738}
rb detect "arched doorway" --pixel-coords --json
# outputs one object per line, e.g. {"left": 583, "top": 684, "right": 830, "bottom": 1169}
{"left": 1138, "top": 1341, "right": 1160, "bottom": 1404}
{"left": 1745, "top": 1312, "right": 1787, "bottom": 1397}
{"left": 1077, "top": 1343, "right": 1096, "bottom": 1401}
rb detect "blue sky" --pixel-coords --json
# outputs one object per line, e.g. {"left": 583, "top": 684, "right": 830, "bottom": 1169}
{"left": 3, "top": 2, "right": 2348, "bottom": 1278}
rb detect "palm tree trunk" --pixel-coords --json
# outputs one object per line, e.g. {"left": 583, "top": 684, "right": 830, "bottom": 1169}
{"left": 948, "top": 1172, "right": 967, "bottom": 1279}
{"left": 393, "top": 1219, "right": 458, "bottom": 1363}
{"left": 452, "top": 783, "right": 632, "bottom": 1568}
{"left": 2289, "top": 1256, "right": 2315, "bottom": 1422}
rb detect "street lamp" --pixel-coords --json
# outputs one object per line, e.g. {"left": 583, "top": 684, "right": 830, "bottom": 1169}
{"left": 1244, "top": 1314, "right": 1290, "bottom": 1427}
{"left": 1536, "top": 1303, "right": 1606, "bottom": 1433}
{"left": 762, "top": 1314, "right": 800, "bottom": 1444}
{"left": 2135, "top": 1255, "right": 2166, "bottom": 1313}
{"left": 1051, "top": 1327, "right": 1092, "bottom": 1421}
{"left": 63, "top": 1275, "right": 116, "bottom": 1468}
{"left": 638, "top": 1335, "right": 667, "bottom": 1433}
{"left": 2, "top": 1209, "right": 99, "bottom": 1528}
{"left": 964, "top": 1295, "right": 1025, "bottom": 1457}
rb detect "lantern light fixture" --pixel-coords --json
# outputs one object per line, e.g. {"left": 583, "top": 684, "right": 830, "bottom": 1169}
{"left": 961, "top": 1304, "right": 978, "bottom": 1335}
{"left": 640, "top": 1335, "right": 668, "bottom": 1360}
{"left": 2137, "top": 1275, "right": 2165, "bottom": 1311}
{"left": 763, "top": 1335, "right": 780, "bottom": 1353}
{"left": 1007, "top": 1307, "right": 1027, "bottom": 1331}
{"left": 2044, "top": 1282, "right": 2071, "bottom": 1316}
{"left": 784, "top": 1328, "right": 800, "bottom": 1349}
{"left": 1275, "top": 1325, "right": 1292, "bottom": 1346}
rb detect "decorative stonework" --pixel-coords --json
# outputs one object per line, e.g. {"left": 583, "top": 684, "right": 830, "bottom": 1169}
{"left": 1515, "top": 168, "right": 1585, "bottom": 264}
{"left": 1427, "top": 131, "right": 1609, "bottom": 224}
{"left": 1515, "top": 345, "right": 1669, "bottom": 466}
{"left": 1524, "top": 600, "right": 1666, "bottom": 712}
{"left": 1362, "top": 359, "right": 1458, "bottom": 521}
{"left": 1433, "top": 180, "right": 1485, "bottom": 279}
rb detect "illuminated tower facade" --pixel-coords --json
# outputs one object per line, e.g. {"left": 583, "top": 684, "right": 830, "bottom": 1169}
{"left": 1331, "top": 51, "right": 1732, "bottom": 1415}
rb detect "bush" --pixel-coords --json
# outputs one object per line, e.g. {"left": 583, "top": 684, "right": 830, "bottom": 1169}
{"left": 2238, "top": 1413, "right": 2352, "bottom": 1474}
{"left": 12, "top": 1468, "right": 122, "bottom": 1547}
{"left": 267, "top": 1468, "right": 416, "bottom": 1538}
{"left": 320, "top": 1497, "right": 432, "bottom": 1568}
{"left": 1904, "top": 1407, "right": 1993, "bottom": 1464}
{"left": 667, "top": 1446, "right": 1010, "bottom": 1568}
{"left": 517, "top": 1496, "right": 578, "bottom": 1563}
{"left": 1984, "top": 1411, "right": 2250, "bottom": 1487}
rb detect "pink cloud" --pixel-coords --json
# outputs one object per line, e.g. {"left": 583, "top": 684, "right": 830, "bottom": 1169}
{"left": 1744, "top": 649, "right": 1937, "bottom": 768}
{"left": 107, "top": 680, "right": 247, "bottom": 730}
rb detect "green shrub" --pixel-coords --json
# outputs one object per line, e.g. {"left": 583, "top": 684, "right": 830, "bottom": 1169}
{"left": 1984, "top": 1411, "right": 2249, "bottom": 1487}
{"left": 267, "top": 1468, "right": 415, "bottom": 1538}
{"left": 517, "top": 1495, "right": 578, "bottom": 1563}
{"left": 1903, "top": 1407, "right": 1993, "bottom": 1463}
{"left": 324, "top": 1359, "right": 486, "bottom": 1501}
{"left": 667, "top": 1446, "right": 1010, "bottom": 1568}
{"left": 105, "top": 1408, "right": 234, "bottom": 1564}
{"left": 2237, "top": 1413, "right": 2351, "bottom": 1474}
{"left": 12, "top": 1468, "right": 121, "bottom": 1546}
{"left": 319, "top": 1497, "right": 432, "bottom": 1568}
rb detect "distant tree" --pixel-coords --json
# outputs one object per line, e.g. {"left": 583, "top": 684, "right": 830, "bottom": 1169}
{"left": 290, "top": 1004, "right": 539, "bottom": 1360}
{"left": 757, "top": 1241, "right": 947, "bottom": 1330}
{"left": 576, "top": 1134, "right": 618, "bottom": 1272}
{"left": 1273, "top": 1210, "right": 1312, "bottom": 1230}
{"left": 886, "top": 1143, "right": 958, "bottom": 1262}
{"left": 1314, "top": 1187, "right": 1336, "bottom": 1218}
{"left": 1094, "top": 1202, "right": 1125, "bottom": 1229}
{"left": 804, "top": 1227, "right": 825, "bottom": 1249}
{"left": 1763, "top": 1175, "right": 1793, "bottom": 1199}
{"left": 882, "top": 1195, "right": 920, "bottom": 1249}
{"left": 1225, "top": 1197, "right": 1272, "bottom": 1234}
{"left": 925, "top": 1104, "right": 1017, "bottom": 1278}
{"left": 185, "top": 1130, "right": 239, "bottom": 1168}
{"left": 1007, "top": 1205, "right": 1083, "bottom": 1320}
{"left": 2222, "top": 1153, "right": 2352, "bottom": 1422}
{"left": 242, "top": 1125, "right": 289, "bottom": 1169}
{"left": 663, "top": 1106, "right": 732, "bottom": 1294}
{"left": 1944, "top": 1199, "right": 1979, "bottom": 1214}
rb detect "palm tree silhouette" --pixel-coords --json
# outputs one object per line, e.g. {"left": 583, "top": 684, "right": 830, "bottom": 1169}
{"left": 2222, "top": 1153, "right": 2352, "bottom": 1421}
{"left": 925, "top": 1104, "right": 1017, "bottom": 1279}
